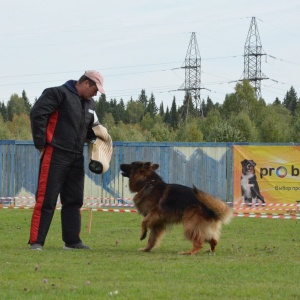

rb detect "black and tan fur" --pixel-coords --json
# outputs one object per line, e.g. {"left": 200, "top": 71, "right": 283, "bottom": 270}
{"left": 120, "top": 161, "right": 233, "bottom": 255}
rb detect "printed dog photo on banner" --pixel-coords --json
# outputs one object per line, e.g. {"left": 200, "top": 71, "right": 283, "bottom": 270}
{"left": 233, "top": 145, "right": 300, "bottom": 205}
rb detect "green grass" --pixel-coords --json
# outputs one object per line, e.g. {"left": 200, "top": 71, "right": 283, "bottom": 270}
{"left": 0, "top": 209, "right": 299, "bottom": 300}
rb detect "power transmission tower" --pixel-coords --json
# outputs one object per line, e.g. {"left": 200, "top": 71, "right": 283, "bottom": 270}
{"left": 178, "top": 32, "right": 204, "bottom": 117}
{"left": 244, "top": 17, "right": 268, "bottom": 99}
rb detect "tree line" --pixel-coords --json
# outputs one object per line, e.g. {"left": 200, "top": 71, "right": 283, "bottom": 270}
{"left": 0, "top": 80, "right": 299, "bottom": 143}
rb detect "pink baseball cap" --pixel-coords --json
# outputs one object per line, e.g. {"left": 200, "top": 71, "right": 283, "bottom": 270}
{"left": 84, "top": 70, "right": 105, "bottom": 94}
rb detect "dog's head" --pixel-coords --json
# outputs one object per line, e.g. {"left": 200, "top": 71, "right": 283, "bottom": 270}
{"left": 120, "top": 162, "right": 159, "bottom": 192}
{"left": 241, "top": 159, "right": 256, "bottom": 175}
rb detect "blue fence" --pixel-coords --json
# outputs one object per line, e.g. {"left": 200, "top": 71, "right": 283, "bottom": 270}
{"left": 1, "top": 140, "right": 236, "bottom": 203}
{"left": 0, "top": 140, "right": 233, "bottom": 203}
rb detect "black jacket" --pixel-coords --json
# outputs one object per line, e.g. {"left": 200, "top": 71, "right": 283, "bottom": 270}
{"left": 30, "top": 80, "right": 97, "bottom": 153}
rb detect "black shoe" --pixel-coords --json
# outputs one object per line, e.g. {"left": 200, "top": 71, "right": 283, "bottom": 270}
{"left": 63, "top": 242, "right": 91, "bottom": 250}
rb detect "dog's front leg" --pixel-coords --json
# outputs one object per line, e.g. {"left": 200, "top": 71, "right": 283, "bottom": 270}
{"left": 140, "top": 210, "right": 158, "bottom": 240}
{"left": 140, "top": 217, "right": 148, "bottom": 240}
{"left": 140, "top": 225, "right": 165, "bottom": 252}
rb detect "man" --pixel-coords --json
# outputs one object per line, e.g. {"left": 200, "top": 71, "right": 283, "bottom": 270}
{"left": 29, "top": 70, "right": 105, "bottom": 250}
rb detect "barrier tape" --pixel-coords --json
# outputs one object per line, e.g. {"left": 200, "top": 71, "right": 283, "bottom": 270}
{"left": 1, "top": 197, "right": 299, "bottom": 206}
{"left": 1, "top": 197, "right": 298, "bottom": 206}
{"left": 232, "top": 202, "right": 298, "bottom": 207}
{"left": 1, "top": 196, "right": 299, "bottom": 219}
{"left": 0, "top": 196, "right": 133, "bottom": 202}
{"left": 1, "top": 204, "right": 299, "bottom": 220}
{"left": 234, "top": 212, "right": 300, "bottom": 220}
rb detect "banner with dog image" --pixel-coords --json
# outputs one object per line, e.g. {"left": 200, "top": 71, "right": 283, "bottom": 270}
{"left": 233, "top": 145, "right": 300, "bottom": 204}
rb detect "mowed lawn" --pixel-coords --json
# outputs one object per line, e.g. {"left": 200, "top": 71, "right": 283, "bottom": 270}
{"left": 0, "top": 209, "right": 299, "bottom": 300}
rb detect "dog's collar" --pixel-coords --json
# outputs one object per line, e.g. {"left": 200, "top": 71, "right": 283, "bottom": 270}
{"left": 145, "top": 179, "right": 156, "bottom": 185}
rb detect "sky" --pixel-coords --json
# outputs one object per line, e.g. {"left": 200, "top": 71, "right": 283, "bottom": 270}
{"left": 1, "top": 0, "right": 300, "bottom": 109}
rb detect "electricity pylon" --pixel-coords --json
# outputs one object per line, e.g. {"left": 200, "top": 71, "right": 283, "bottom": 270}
{"left": 244, "top": 17, "right": 268, "bottom": 99}
{"left": 178, "top": 32, "right": 204, "bottom": 117}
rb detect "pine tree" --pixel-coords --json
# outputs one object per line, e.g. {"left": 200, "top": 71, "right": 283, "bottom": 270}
{"left": 0, "top": 102, "right": 8, "bottom": 122}
{"left": 22, "top": 90, "right": 31, "bottom": 114}
{"left": 117, "top": 99, "right": 127, "bottom": 123}
{"left": 273, "top": 97, "right": 281, "bottom": 105}
{"left": 159, "top": 102, "right": 164, "bottom": 116}
{"left": 164, "top": 107, "right": 171, "bottom": 124}
{"left": 179, "top": 92, "right": 195, "bottom": 119}
{"left": 170, "top": 96, "right": 178, "bottom": 129}
{"left": 95, "top": 94, "right": 109, "bottom": 123}
{"left": 283, "top": 86, "right": 298, "bottom": 114}
{"left": 7, "top": 94, "right": 28, "bottom": 121}
{"left": 138, "top": 89, "right": 148, "bottom": 109}
{"left": 146, "top": 93, "right": 157, "bottom": 117}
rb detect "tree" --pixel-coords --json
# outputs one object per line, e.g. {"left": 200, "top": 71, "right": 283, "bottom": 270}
{"left": 126, "top": 100, "right": 144, "bottom": 124}
{"left": 258, "top": 105, "right": 292, "bottom": 142}
{"left": 178, "top": 92, "right": 196, "bottom": 119}
{"left": 6, "top": 93, "right": 28, "bottom": 121}
{"left": 200, "top": 109, "right": 223, "bottom": 141}
{"left": 108, "top": 121, "right": 127, "bottom": 141}
{"left": 273, "top": 97, "right": 281, "bottom": 105}
{"left": 159, "top": 102, "right": 164, "bottom": 116}
{"left": 108, "top": 98, "right": 126, "bottom": 124}
{"left": 222, "top": 80, "right": 260, "bottom": 119}
{"left": 170, "top": 97, "right": 179, "bottom": 129}
{"left": 283, "top": 86, "right": 298, "bottom": 114}
{"left": 176, "top": 118, "right": 203, "bottom": 142}
{"left": 102, "top": 113, "right": 115, "bottom": 129}
{"left": 146, "top": 93, "right": 157, "bottom": 117}
{"left": 202, "top": 96, "right": 215, "bottom": 117}
{"left": 0, "top": 101, "right": 8, "bottom": 122}
{"left": 150, "top": 122, "right": 174, "bottom": 142}
{"left": 207, "top": 122, "right": 243, "bottom": 142}
{"left": 95, "top": 94, "right": 109, "bottom": 123}
{"left": 291, "top": 108, "right": 300, "bottom": 142}
{"left": 6, "top": 113, "right": 32, "bottom": 140}
{"left": 116, "top": 99, "right": 126, "bottom": 123}
{"left": 109, "top": 98, "right": 118, "bottom": 121}
{"left": 0, "top": 114, "right": 10, "bottom": 139}
{"left": 228, "top": 111, "right": 259, "bottom": 142}
{"left": 164, "top": 106, "right": 171, "bottom": 124}
{"left": 22, "top": 90, "right": 31, "bottom": 114}
{"left": 109, "top": 121, "right": 146, "bottom": 142}
{"left": 140, "top": 112, "right": 155, "bottom": 131}
{"left": 138, "top": 89, "right": 148, "bottom": 109}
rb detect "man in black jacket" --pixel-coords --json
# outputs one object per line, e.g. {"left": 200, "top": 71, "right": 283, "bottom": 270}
{"left": 29, "top": 70, "right": 105, "bottom": 250}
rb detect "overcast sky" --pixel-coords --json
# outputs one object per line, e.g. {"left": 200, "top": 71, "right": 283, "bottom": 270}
{"left": 1, "top": 0, "right": 299, "bottom": 109}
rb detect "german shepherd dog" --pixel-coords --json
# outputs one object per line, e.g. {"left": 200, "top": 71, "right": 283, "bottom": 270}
{"left": 120, "top": 162, "right": 233, "bottom": 255}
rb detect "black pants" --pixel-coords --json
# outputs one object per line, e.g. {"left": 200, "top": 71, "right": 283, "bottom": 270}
{"left": 29, "top": 145, "right": 84, "bottom": 245}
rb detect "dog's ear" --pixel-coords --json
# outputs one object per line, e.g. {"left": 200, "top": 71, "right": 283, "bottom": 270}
{"left": 144, "top": 162, "right": 152, "bottom": 170}
{"left": 248, "top": 160, "right": 256, "bottom": 167}
{"left": 241, "top": 159, "right": 247, "bottom": 165}
{"left": 152, "top": 164, "right": 159, "bottom": 171}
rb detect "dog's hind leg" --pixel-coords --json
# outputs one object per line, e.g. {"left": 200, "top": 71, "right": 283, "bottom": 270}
{"left": 139, "top": 225, "right": 165, "bottom": 252}
{"left": 206, "top": 238, "right": 218, "bottom": 253}
{"left": 180, "top": 210, "right": 204, "bottom": 255}
{"left": 179, "top": 236, "right": 203, "bottom": 255}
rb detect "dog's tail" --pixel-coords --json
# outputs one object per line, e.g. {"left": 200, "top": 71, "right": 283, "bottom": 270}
{"left": 193, "top": 186, "right": 233, "bottom": 224}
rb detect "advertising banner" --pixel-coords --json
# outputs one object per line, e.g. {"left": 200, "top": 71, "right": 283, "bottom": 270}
{"left": 233, "top": 145, "right": 300, "bottom": 205}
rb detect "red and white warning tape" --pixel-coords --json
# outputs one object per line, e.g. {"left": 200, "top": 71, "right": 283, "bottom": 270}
{"left": 1, "top": 197, "right": 299, "bottom": 219}
{"left": 232, "top": 202, "right": 298, "bottom": 207}
{"left": 1, "top": 205, "right": 299, "bottom": 219}
{"left": 234, "top": 212, "right": 300, "bottom": 220}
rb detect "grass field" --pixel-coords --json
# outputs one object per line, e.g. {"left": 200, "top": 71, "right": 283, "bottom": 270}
{"left": 0, "top": 209, "right": 299, "bottom": 300}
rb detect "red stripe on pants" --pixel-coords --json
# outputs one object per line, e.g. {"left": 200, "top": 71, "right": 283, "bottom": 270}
{"left": 29, "top": 145, "right": 54, "bottom": 244}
